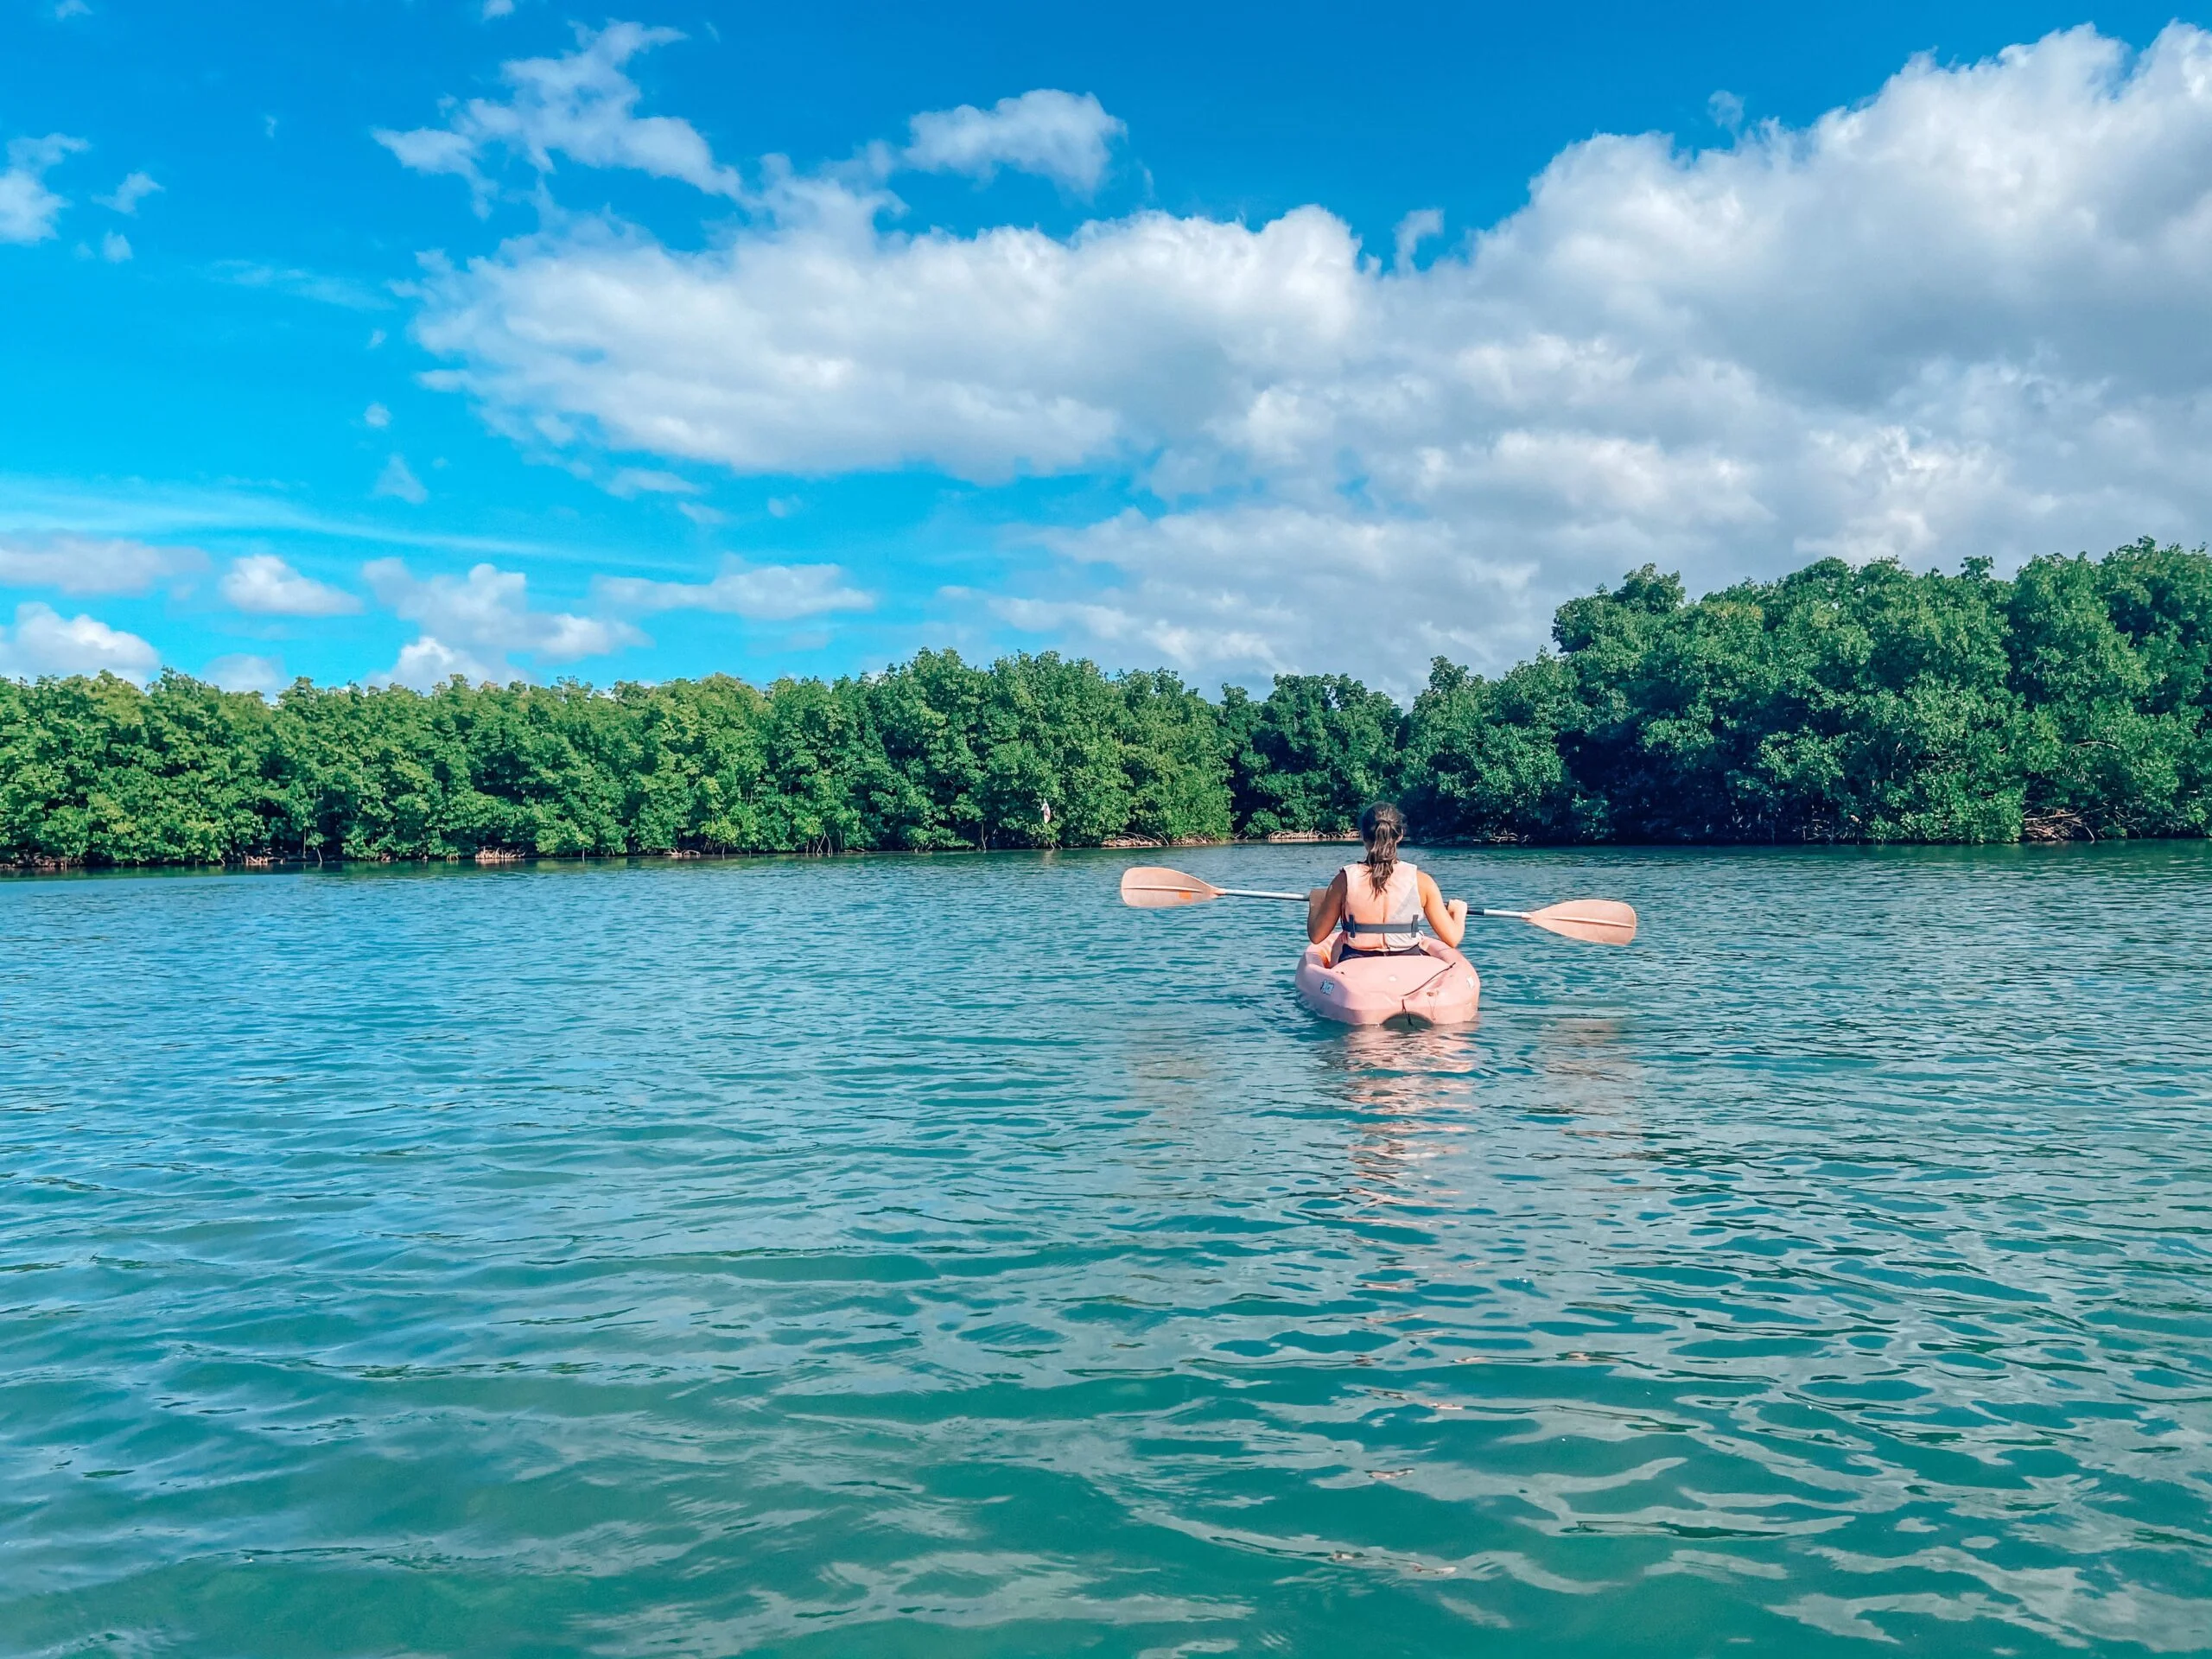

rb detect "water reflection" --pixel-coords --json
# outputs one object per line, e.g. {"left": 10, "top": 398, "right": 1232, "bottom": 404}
{"left": 1300, "top": 1027, "right": 1470, "bottom": 1234}
{"left": 1314, "top": 1011, "right": 1652, "bottom": 1201}
{"left": 1528, "top": 1014, "right": 1648, "bottom": 1155}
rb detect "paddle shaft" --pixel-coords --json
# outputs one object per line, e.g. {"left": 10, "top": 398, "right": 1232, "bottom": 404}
{"left": 1211, "top": 889, "right": 1519, "bottom": 914}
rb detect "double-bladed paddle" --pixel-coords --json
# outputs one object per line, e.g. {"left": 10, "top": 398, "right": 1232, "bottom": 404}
{"left": 1118, "top": 864, "right": 1637, "bottom": 945}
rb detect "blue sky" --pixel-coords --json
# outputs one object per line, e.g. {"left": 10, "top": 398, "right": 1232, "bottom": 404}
{"left": 5, "top": 1, "right": 2212, "bottom": 695}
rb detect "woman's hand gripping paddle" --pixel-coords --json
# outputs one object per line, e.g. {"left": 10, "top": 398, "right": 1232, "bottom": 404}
{"left": 1119, "top": 865, "right": 1638, "bottom": 944}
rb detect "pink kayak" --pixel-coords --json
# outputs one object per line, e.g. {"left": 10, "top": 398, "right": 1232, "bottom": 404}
{"left": 1294, "top": 938, "right": 1481, "bottom": 1027}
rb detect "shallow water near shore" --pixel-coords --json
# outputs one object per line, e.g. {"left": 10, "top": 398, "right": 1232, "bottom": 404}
{"left": 3, "top": 843, "right": 2209, "bottom": 1656}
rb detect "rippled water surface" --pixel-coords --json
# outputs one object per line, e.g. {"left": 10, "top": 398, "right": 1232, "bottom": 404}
{"left": 3, "top": 845, "right": 2210, "bottom": 1657}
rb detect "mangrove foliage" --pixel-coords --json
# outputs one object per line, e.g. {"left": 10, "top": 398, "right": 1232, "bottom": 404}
{"left": 3, "top": 540, "right": 2209, "bottom": 866}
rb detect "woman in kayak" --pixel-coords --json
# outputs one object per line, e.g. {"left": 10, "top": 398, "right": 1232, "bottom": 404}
{"left": 1306, "top": 803, "right": 1467, "bottom": 958}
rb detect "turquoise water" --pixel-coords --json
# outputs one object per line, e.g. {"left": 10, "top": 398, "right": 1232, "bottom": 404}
{"left": 3, "top": 844, "right": 2209, "bottom": 1656}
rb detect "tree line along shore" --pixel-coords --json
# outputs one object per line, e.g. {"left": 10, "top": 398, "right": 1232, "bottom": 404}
{"left": 3, "top": 540, "right": 2208, "bottom": 868}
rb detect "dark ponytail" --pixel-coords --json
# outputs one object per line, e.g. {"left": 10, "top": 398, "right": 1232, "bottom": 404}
{"left": 1358, "top": 802, "right": 1406, "bottom": 894}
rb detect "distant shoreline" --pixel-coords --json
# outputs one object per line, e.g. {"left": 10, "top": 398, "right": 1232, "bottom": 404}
{"left": 0, "top": 832, "right": 1348, "bottom": 876}
{"left": 9, "top": 832, "right": 2200, "bottom": 881}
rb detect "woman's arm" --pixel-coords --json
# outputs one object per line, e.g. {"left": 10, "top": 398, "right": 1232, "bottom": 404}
{"left": 1307, "top": 870, "right": 1347, "bottom": 944}
{"left": 1419, "top": 870, "right": 1468, "bottom": 947}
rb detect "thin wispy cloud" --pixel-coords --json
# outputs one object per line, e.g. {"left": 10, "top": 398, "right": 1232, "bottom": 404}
{"left": 372, "top": 454, "right": 429, "bottom": 505}
{"left": 0, "top": 532, "right": 206, "bottom": 594}
{"left": 374, "top": 22, "right": 740, "bottom": 213}
{"left": 605, "top": 467, "right": 700, "bottom": 498}
{"left": 596, "top": 558, "right": 874, "bottom": 620}
{"left": 208, "top": 260, "right": 395, "bottom": 310}
{"left": 94, "top": 171, "right": 161, "bottom": 215}
{"left": 0, "top": 475, "right": 598, "bottom": 564}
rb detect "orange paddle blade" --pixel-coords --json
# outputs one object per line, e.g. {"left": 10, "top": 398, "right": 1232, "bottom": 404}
{"left": 1525, "top": 899, "right": 1637, "bottom": 945}
{"left": 1119, "top": 866, "right": 1224, "bottom": 909}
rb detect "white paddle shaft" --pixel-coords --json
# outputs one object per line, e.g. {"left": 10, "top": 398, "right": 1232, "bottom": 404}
{"left": 1152, "top": 889, "right": 1541, "bottom": 921}
{"left": 1207, "top": 888, "right": 1535, "bottom": 919}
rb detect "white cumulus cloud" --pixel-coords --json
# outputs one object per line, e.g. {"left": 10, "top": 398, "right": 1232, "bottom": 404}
{"left": 0, "top": 601, "right": 160, "bottom": 683}
{"left": 374, "top": 22, "right": 739, "bottom": 213}
{"left": 202, "top": 652, "right": 287, "bottom": 695}
{"left": 0, "top": 533, "right": 206, "bottom": 594}
{"left": 365, "top": 557, "right": 645, "bottom": 686}
{"left": 903, "top": 89, "right": 1124, "bottom": 193}
{"left": 414, "top": 202, "right": 1357, "bottom": 480}
{"left": 385, "top": 633, "right": 497, "bottom": 688}
{"left": 596, "top": 558, "right": 873, "bottom": 620}
{"left": 219, "top": 554, "right": 362, "bottom": 616}
{"left": 397, "top": 22, "right": 2212, "bottom": 683}
{"left": 0, "top": 133, "right": 86, "bottom": 244}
